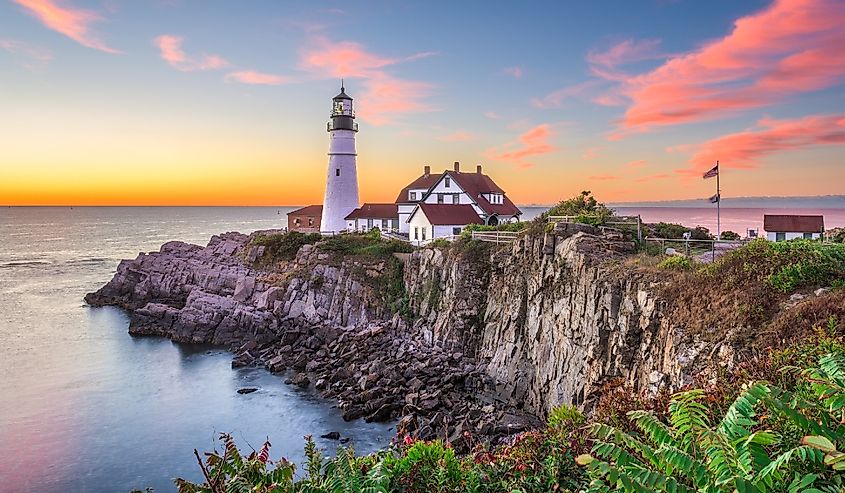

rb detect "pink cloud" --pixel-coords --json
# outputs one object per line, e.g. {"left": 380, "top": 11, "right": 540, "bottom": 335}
{"left": 677, "top": 113, "right": 845, "bottom": 176}
{"left": 625, "top": 159, "right": 647, "bottom": 168}
{"left": 608, "top": 0, "right": 845, "bottom": 133}
{"left": 582, "top": 146, "right": 601, "bottom": 160}
{"left": 225, "top": 70, "right": 289, "bottom": 85}
{"left": 12, "top": 0, "right": 118, "bottom": 53}
{"left": 531, "top": 80, "right": 601, "bottom": 109}
{"left": 484, "top": 124, "right": 558, "bottom": 168}
{"left": 0, "top": 39, "right": 52, "bottom": 69}
{"left": 439, "top": 131, "right": 474, "bottom": 142}
{"left": 588, "top": 174, "right": 618, "bottom": 181}
{"left": 484, "top": 111, "right": 502, "bottom": 120}
{"left": 153, "top": 35, "right": 229, "bottom": 72}
{"left": 503, "top": 66, "right": 523, "bottom": 78}
{"left": 587, "top": 38, "right": 663, "bottom": 80}
{"left": 299, "top": 36, "right": 436, "bottom": 125}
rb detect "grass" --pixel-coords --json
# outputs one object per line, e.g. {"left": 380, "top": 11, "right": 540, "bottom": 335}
{"left": 246, "top": 231, "right": 322, "bottom": 266}
{"left": 653, "top": 239, "right": 845, "bottom": 347}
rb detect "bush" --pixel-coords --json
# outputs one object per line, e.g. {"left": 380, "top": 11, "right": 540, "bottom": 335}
{"left": 720, "top": 230, "right": 741, "bottom": 240}
{"left": 657, "top": 255, "right": 693, "bottom": 270}
{"left": 317, "top": 233, "right": 413, "bottom": 258}
{"left": 248, "top": 231, "right": 322, "bottom": 264}
{"left": 648, "top": 222, "right": 712, "bottom": 240}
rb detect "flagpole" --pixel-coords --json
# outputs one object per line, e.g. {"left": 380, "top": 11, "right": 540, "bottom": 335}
{"left": 716, "top": 160, "right": 721, "bottom": 239}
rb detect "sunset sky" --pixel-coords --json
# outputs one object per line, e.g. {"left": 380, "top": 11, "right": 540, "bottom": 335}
{"left": 1, "top": 0, "right": 844, "bottom": 206}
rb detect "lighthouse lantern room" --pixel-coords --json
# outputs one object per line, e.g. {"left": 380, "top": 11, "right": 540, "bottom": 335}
{"left": 320, "top": 83, "right": 360, "bottom": 233}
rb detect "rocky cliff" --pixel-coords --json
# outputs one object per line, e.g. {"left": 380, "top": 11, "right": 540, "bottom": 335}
{"left": 88, "top": 225, "right": 771, "bottom": 442}
{"left": 404, "top": 224, "right": 716, "bottom": 418}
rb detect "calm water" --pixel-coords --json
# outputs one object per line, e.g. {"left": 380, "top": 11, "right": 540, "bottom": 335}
{"left": 614, "top": 207, "right": 845, "bottom": 235}
{"left": 0, "top": 207, "right": 394, "bottom": 493}
{"left": 2, "top": 206, "right": 843, "bottom": 493}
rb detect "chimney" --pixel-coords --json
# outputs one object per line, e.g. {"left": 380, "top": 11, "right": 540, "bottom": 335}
{"left": 424, "top": 165, "right": 430, "bottom": 176}
{"left": 476, "top": 164, "right": 482, "bottom": 174}
{"left": 454, "top": 161, "right": 460, "bottom": 172}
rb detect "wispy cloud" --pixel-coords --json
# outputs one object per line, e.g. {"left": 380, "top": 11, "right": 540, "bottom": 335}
{"left": 484, "top": 124, "right": 557, "bottom": 168}
{"left": 679, "top": 113, "right": 845, "bottom": 175}
{"left": 225, "top": 70, "right": 289, "bottom": 85}
{"left": 625, "top": 159, "right": 647, "bottom": 168}
{"left": 503, "top": 66, "right": 523, "bottom": 78}
{"left": 484, "top": 111, "right": 502, "bottom": 120}
{"left": 298, "top": 36, "right": 436, "bottom": 125}
{"left": 0, "top": 39, "right": 52, "bottom": 70}
{"left": 153, "top": 35, "right": 229, "bottom": 72}
{"left": 582, "top": 146, "right": 601, "bottom": 160}
{"left": 588, "top": 174, "right": 618, "bottom": 181}
{"left": 531, "top": 80, "right": 601, "bottom": 109}
{"left": 12, "top": 0, "right": 118, "bottom": 53}
{"left": 439, "top": 131, "right": 474, "bottom": 142}
{"left": 602, "top": 0, "right": 845, "bottom": 135}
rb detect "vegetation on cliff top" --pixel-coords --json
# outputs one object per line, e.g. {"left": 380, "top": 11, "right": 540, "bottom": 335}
{"left": 649, "top": 239, "right": 845, "bottom": 347}
{"left": 174, "top": 318, "right": 845, "bottom": 492}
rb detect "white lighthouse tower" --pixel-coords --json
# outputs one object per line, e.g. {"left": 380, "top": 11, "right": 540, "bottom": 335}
{"left": 320, "top": 83, "right": 360, "bottom": 233}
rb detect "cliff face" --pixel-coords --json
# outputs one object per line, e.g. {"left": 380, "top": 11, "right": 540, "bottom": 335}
{"left": 85, "top": 231, "right": 390, "bottom": 346}
{"left": 87, "top": 226, "right": 733, "bottom": 430}
{"left": 405, "top": 225, "right": 687, "bottom": 417}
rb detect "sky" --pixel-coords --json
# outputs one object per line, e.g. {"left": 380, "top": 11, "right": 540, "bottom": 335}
{"left": 1, "top": 0, "right": 844, "bottom": 206}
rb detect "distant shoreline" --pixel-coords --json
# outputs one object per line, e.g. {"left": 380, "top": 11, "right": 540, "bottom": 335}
{"left": 3, "top": 195, "right": 845, "bottom": 209}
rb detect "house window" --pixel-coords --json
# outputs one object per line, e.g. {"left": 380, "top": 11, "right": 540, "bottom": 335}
{"left": 367, "top": 218, "right": 373, "bottom": 229}
{"left": 336, "top": 169, "right": 340, "bottom": 176}
{"left": 445, "top": 177, "right": 451, "bottom": 188}
{"left": 414, "top": 227, "right": 419, "bottom": 240}
{"left": 421, "top": 227, "right": 427, "bottom": 240}
{"left": 294, "top": 218, "right": 300, "bottom": 225}
{"left": 776, "top": 232, "right": 786, "bottom": 241}
{"left": 409, "top": 191, "right": 417, "bottom": 201}
{"left": 453, "top": 194, "right": 460, "bottom": 204}
{"left": 803, "top": 232, "right": 813, "bottom": 239}
{"left": 452, "top": 227, "right": 461, "bottom": 235}
{"left": 308, "top": 218, "right": 313, "bottom": 226}
{"left": 437, "top": 194, "right": 444, "bottom": 204}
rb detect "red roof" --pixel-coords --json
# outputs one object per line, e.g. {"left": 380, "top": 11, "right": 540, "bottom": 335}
{"left": 394, "top": 173, "right": 441, "bottom": 203}
{"left": 288, "top": 205, "right": 322, "bottom": 216}
{"left": 763, "top": 214, "right": 824, "bottom": 233}
{"left": 412, "top": 204, "right": 482, "bottom": 225}
{"left": 345, "top": 203, "right": 398, "bottom": 220}
{"left": 441, "top": 171, "right": 521, "bottom": 217}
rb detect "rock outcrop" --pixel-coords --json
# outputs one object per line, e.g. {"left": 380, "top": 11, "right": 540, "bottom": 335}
{"left": 87, "top": 224, "right": 751, "bottom": 444}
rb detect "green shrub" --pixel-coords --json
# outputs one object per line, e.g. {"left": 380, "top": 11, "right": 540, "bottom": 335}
{"left": 720, "top": 230, "right": 741, "bottom": 240}
{"left": 248, "top": 231, "right": 322, "bottom": 264}
{"left": 317, "top": 233, "right": 413, "bottom": 258}
{"left": 648, "top": 222, "right": 712, "bottom": 240}
{"left": 657, "top": 255, "right": 693, "bottom": 270}
{"left": 766, "top": 240, "right": 845, "bottom": 292}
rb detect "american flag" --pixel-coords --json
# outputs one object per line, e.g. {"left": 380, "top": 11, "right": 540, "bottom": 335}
{"left": 702, "top": 164, "right": 719, "bottom": 179}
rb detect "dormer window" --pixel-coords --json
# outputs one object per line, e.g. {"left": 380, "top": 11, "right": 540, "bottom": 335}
{"left": 409, "top": 191, "right": 417, "bottom": 201}
{"left": 445, "top": 177, "right": 451, "bottom": 188}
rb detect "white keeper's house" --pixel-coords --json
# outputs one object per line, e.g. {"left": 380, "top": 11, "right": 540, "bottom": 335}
{"left": 344, "top": 161, "right": 521, "bottom": 243}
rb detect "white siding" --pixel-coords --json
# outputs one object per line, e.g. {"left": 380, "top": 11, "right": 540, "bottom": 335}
{"left": 398, "top": 203, "right": 416, "bottom": 233}
{"left": 766, "top": 232, "right": 822, "bottom": 241}
{"left": 407, "top": 209, "right": 433, "bottom": 246}
{"left": 433, "top": 225, "right": 465, "bottom": 238}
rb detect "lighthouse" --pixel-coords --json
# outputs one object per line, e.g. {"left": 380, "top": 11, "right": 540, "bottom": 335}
{"left": 320, "top": 83, "right": 360, "bottom": 233}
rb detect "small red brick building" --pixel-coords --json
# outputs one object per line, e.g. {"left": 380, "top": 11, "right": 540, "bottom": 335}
{"left": 287, "top": 205, "right": 322, "bottom": 233}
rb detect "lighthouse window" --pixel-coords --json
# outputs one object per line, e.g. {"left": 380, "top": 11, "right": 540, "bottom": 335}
{"left": 336, "top": 169, "right": 340, "bottom": 176}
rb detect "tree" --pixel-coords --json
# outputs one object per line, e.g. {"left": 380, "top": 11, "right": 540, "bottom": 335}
{"left": 720, "top": 230, "right": 741, "bottom": 240}
{"left": 544, "top": 191, "right": 613, "bottom": 225}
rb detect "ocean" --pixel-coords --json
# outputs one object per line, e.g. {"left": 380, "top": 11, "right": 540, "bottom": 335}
{"left": 1, "top": 205, "right": 843, "bottom": 492}
{"left": 0, "top": 207, "right": 393, "bottom": 493}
